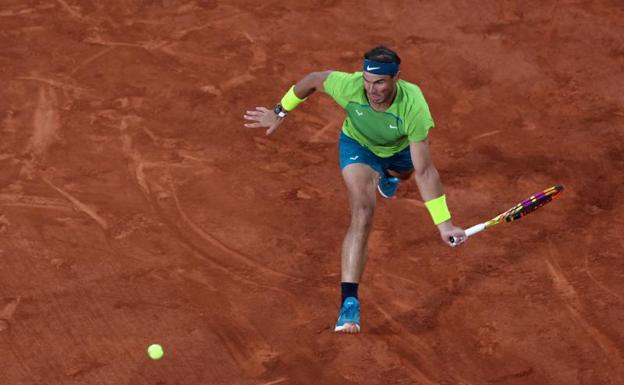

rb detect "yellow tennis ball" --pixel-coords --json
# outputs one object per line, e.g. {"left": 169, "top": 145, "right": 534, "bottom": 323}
{"left": 147, "top": 344, "right": 164, "bottom": 360}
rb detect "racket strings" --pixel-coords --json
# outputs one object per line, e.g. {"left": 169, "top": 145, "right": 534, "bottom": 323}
{"left": 503, "top": 185, "right": 563, "bottom": 222}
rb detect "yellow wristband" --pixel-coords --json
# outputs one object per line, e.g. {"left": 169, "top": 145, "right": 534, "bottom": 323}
{"left": 424, "top": 194, "right": 451, "bottom": 225}
{"left": 280, "top": 85, "right": 306, "bottom": 111}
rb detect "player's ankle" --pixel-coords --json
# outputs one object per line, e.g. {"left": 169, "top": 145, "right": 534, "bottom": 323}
{"left": 341, "top": 282, "right": 359, "bottom": 305}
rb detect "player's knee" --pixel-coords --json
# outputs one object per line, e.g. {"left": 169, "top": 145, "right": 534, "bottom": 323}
{"left": 399, "top": 169, "right": 414, "bottom": 180}
{"left": 350, "top": 202, "right": 375, "bottom": 227}
{"left": 388, "top": 169, "right": 413, "bottom": 180}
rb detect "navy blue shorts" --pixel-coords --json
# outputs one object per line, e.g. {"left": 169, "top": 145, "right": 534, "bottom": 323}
{"left": 339, "top": 132, "right": 414, "bottom": 176}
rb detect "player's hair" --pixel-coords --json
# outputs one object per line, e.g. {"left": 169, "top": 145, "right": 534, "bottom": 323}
{"left": 363, "top": 46, "right": 401, "bottom": 65}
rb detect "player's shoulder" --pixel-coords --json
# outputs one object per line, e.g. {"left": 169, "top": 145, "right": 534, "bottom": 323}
{"left": 324, "top": 71, "right": 363, "bottom": 95}
{"left": 398, "top": 80, "right": 429, "bottom": 108}
{"left": 397, "top": 79, "right": 426, "bottom": 100}
{"left": 327, "top": 70, "right": 363, "bottom": 83}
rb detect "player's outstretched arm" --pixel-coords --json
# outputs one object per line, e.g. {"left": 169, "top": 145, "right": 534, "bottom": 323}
{"left": 243, "top": 71, "right": 333, "bottom": 135}
{"left": 409, "top": 140, "right": 466, "bottom": 247}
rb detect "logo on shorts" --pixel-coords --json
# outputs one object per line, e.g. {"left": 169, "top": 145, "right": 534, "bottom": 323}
{"left": 355, "top": 110, "right": 364, "bottom": 116}
{"left": 349, "top": 156, "right": 359, "bottom": 160}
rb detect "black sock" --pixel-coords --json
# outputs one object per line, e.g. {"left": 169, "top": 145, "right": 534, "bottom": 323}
{"left": 341, "top": 282, "right": 359, "bottom": 305}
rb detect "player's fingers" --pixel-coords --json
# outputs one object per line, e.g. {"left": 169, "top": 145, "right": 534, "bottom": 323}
{"left": 245, "top": 110, "right": 262, "bottom": 116}
{"left": 454, "top": 231, "right": 466, "bottom": 240}
{"left": 243, "top": 114, "right": 261, "bottom": 121}
{"left": 255, "top": 106, "right": 270, "bottom": 112}
{"left": 244, "top": 122, "right": 263, "bottom": 128}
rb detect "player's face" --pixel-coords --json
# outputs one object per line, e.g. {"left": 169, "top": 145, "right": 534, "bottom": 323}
{"left": 363, "top": 72, "right": 398, "bottom": 105}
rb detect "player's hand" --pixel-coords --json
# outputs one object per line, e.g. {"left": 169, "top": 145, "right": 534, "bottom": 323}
{"left": 437, "top": 220, "right": 466, "bottom": 247}
{"left": 243, "top": 107, "right": 284, "bottom": 135}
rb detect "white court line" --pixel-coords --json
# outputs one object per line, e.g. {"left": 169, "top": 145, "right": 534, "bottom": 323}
{"left": 471, "top": 130, "right": 500, "bottom": 140}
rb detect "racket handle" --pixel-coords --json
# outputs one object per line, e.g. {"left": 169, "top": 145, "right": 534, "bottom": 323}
{"left": 449, "top": 223, "right": 486, "bottom": 245}
{"left": 465, "top": 223, "right": 486, "bottom": 237}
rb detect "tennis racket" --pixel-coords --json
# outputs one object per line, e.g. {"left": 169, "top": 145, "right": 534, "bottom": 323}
{"left": 451, "top": 184, "right": 564, "bottom": 245}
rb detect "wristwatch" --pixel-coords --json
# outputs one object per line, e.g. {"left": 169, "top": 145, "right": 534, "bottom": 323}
{"left": 273, "top": 103, "right": 288, "bottom": 118}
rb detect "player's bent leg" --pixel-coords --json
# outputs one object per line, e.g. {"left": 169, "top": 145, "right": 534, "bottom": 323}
{"left": 388, "top": 169, "right": 414, "bottom": 181}
{"left": 378, "top": 144, "right": 415, "bottom": 198}
{"left": 379, "top": 169, "right": 413, "bottom": 198}
{"left": 377, "top": 174, "right": 400, "bottom": 198}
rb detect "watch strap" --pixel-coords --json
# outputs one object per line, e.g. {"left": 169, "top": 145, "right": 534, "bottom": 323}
{"left": 274, "top": 104, "right": 288, "bottom": 118}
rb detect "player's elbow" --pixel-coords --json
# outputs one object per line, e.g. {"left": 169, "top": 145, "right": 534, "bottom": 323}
{"left": 413, "top": 163, "right": 438, "bottom": 182}
{"left": 304, "top": 71, "right": 332, "bottom": 91}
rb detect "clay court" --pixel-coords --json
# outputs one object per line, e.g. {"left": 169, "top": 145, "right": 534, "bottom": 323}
{"left": 1, "top": 0, "right": 623, "bottom": 384}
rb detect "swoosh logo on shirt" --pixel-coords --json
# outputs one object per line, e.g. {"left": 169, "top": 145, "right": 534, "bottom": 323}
{"left": 389, "top": 124, "right": 397, "bottom": 129}
{"left": 355, "top": 110, "right": 363, "bottom": 116}
{"left": 366, "top": 65, "right": 381, "bottom": 71}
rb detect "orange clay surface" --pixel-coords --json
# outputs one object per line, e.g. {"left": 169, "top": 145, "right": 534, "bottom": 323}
{"left": 1, "top": 1, "right": 623, "bottom": 384}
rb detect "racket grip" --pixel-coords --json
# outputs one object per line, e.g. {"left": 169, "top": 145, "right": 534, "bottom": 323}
{"left": 465, "top": 223, "right": 486, "bottom": 237}
{"left": 450, "top": 223, "right": 486, "bottom": 245}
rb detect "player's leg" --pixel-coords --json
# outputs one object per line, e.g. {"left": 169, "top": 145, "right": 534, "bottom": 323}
{"left": 341, "top": 163, "right": 378, "bottom": 284}
{"left": 387, "top": 169, "right": 413, "bottom": 180}
{"left": 335, "top": 163, "right": 377, "bottom": 334}
{"left": 378, "top": 145, "right": 415, "bottom": 198}
{"left": 335, "top": 132, "right": 381, "bottom": 333}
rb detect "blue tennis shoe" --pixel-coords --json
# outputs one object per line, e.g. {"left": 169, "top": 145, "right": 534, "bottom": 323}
{"left": 334, "top": 297, "right": 361, "bottom": 333}
{"left": 377, "top": 175, "right": 400, "bottom": 198}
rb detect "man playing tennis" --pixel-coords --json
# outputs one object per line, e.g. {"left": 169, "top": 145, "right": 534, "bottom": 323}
{"left": 244, "top": 46, "right": 466, "bottom": 334}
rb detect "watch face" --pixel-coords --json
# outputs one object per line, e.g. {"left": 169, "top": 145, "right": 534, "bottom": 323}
{"left": 274, "top": 104, "right": 287, "bottom": 117}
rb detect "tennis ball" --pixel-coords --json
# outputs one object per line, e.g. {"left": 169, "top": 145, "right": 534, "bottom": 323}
{"left": 147, "top": 344, "right": 164, "bottom": 360}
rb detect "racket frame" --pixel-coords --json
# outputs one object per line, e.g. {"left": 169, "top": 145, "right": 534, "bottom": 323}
{"left": 450, "top": 185, "right": 563, "bottom": 245}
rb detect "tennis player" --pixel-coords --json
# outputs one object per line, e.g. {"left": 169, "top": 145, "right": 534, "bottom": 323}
{"left": 244, "top": 46, "right": 466, "bottom": 334}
